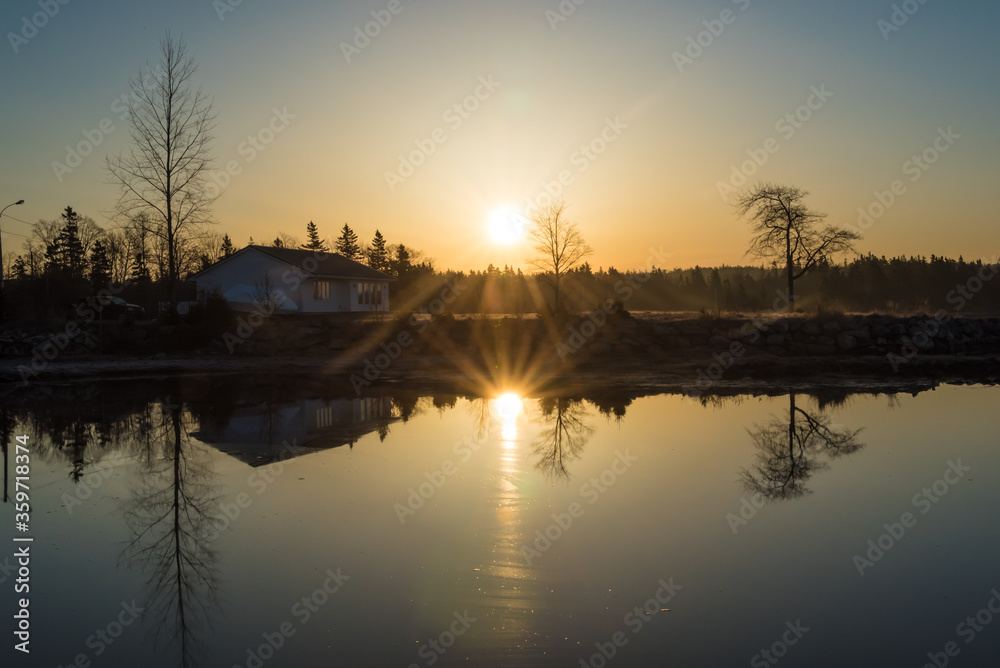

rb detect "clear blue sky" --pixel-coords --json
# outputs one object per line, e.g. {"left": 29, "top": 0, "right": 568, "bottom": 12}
{"left": 2, "top": 0, "right": 997, "bottom": 270}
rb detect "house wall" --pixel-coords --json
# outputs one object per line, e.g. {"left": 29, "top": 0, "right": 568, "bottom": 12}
{"left": 193, "top": 249, "right": 391, "bottom": 313}
{"left": 193, "top": 252, "right": 305, "bottom": 313}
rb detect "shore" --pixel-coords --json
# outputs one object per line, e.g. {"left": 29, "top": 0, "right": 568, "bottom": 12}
{"left": 1, "top": 312, "right": 998, "bottom": 397}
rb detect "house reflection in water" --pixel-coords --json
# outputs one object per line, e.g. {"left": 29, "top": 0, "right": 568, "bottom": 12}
{"left": 192, "top": 397, "right": 396, "bottom": 466}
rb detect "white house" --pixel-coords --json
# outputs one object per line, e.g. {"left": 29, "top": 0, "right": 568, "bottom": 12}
{"left": 189, "top": 245, "right": 395, "bottom": 313}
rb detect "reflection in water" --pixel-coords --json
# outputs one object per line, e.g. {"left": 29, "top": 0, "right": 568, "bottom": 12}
{"left": 1, "top": 408, "right": 11, "bottom": 504}
{"left": 120, "top": 399, "right": 222, "bottom": 668}
{"left": 531, "top": 398, "right": 595, "bottom": 483}
{"left": 473, "top": 393, "right": 545, "bottom": 660}
{"left": 191, "top": 397, "right": 396, "bottom": 466}
{"left": 740, "top": 394, "right": 864, "bottom": 501}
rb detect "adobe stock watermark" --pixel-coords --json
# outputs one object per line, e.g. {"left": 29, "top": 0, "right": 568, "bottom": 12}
{"left": 206, "top": 107, "right": 296, "bottom": 197}
{"left": 199, "top": 440, "right": 300, "bottom": 544}
{"left": 213, "top": 0, "right": 247, "bottom": 21}
{"left": 848, "top": 126, "right": 960, "bottom": 235}
{"left": 393, "top": 432, "right": 489, "bottom": 524}
{"left": 579, "top": 578, "right": 682, "bottom": 667}
{"left": 522, "top": 116, "right": 628, "bottom": 221}
{"left": 350, "top": 279, "right": 468, "bottom": 394}
{"left": 233, "top": 568, "right": 350, "bottom": 668}
{"left": 341, "top": 0, "right": 416, "bottom": 63}
{"left": 545, "top": 0, "right": 592, "bottom": 31}
{"left": 17, "top": 284, "right": 133, "bottom": 386}
{"left": 725, "top": 491, "right": 766, "bottom": 534}
{"left": 54, "top": 600, "right": 144, "bottom": 668}
{"left": 921, "top": 588, "right": 1000, "bottom": 668}
{"left": 878, "top": 0, "right": 932, "bottom": 41}
{"left": 887, "top": 257, "right": 998, "bottom": 372}
{"left": 51, "top": 65, "right": 167, "bottom": 182}
{"left": 681, "top": 288, "right": 796, "bottom": 397}
{"left": 384, "top": 76, "right": 501, "bottom": 192}
{"left": 750, "top": 620, "right": 810, "bottom": 667}
{"left": 7, "top": 0, "right": 72, "bottom": 54}
{"left": 672, "top": 0, "right": 753, "bottom": 74}
{"left": 852, "top": 459, "right": 971, "bottom": 577}
{"left": 556, "top": 245, "right": 672, "bottom": 361}
{"left": 61, "top": 460, "right": 125, "bottom": 514}
{"left": 716, "top": 85, "right": 834, "bottom": 201}
{"left": 520, "top": 450, "right": 639, "bottom": 565}
{"left": 407, "top": 610, "right": 478, "bottom": 668}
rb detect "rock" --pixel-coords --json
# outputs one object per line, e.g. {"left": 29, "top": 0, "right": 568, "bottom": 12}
{"left": 766, "top": 335, "right": 785, "bottom": 346}
{"left": 802, "top": 322, "right": 821, "bottom": 335}
{"left": 818, "top": 336, "right": 836, "bottom": 346}
{"left": 806, "top": 344, "right": 838, "bottom": 355}
{"left": 709, "top": 335, "right": 731, "bottom": 348}
{"left": 822, "top": 321, "right": 841, "bottom": 333}
{"left": 836, "top": 334, "right": 858, "bottom": 350}
{"left": 789, "top": 342, "right": 809, "bottom": 355}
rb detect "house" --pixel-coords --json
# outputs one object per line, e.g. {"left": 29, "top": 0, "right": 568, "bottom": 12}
{"left": 192, "top": 397, "right": 397, "bottom": 466}
{"left": 189, "top": 245, "right": 394, "bottom": 313}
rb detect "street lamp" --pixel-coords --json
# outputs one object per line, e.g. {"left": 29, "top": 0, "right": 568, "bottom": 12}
{"left": 0, "top": 199, "right": 25, "bottom": 322}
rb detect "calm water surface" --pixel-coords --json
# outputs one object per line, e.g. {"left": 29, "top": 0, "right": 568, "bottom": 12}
{"left": 2, "top": 380, "right": 999, "bottom": 667}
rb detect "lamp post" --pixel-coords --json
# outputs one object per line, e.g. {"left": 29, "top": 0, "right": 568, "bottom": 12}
{"left": 0, "top": 199, "right": 25, "bottom": 323}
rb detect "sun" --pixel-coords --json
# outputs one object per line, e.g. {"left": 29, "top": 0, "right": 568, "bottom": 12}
{"left": 487, "top": 207, "right": 526, "bottom": 245}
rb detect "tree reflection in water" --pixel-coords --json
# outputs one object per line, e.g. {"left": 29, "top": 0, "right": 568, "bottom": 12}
{"left": 741, "top": 394, "right": 864, "bottom": 501}
{"left": 531, "top": 398, "right": 595, "bottom": 483}
{"left": 120, "top": 398, "right": 222, "bottom": 668}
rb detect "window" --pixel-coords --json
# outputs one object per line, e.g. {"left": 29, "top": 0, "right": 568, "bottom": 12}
{"left": 313, "top": 281, "right": 331, "bottom": 301}
{"left": 357, "top": 283, "right": 363, "bottom": 304}
{"left": 375, "top": 285, "right": 383, "bottom": 306}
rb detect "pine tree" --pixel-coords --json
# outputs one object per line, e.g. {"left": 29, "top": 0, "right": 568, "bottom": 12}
{"left": 220, "top": 234, "right": 236, "bottom": 258}
{"left": 389, "top": 244, "right": 412, "bottom": 276}
{"left": 302, "top": 221, "right": 327, "bottom": 251}
{"left": 366, "top": 230, "right": 387, "bottom": 270}
{"left": 335, "top": 224, "right": 360, "bottom": 260}
{"left": 89, "top": 240, "right": 112, "bottom": 289}
{"left": 130, "top": 246, "right": 151, "bottom": 284}
{"left": 11, "top": 256, "right": 28, "bottom": 281}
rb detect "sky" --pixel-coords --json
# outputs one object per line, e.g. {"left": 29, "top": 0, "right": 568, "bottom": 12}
{"left": 1, "top": 0, "right": 997, "bottom": 272}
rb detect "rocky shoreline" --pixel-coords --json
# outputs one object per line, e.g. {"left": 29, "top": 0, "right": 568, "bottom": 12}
{"left": 1, "top": 312, "right": 998, "bottom": 391}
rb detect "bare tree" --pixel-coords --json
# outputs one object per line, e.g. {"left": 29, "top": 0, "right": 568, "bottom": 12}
{"left": 107, "top": 32, "right": 216, "bottom": 304}
{"left": 740, "top": 394, "right": 864, "bottom": 501}
{"left": 527, "top": 201, "right": 592, "bottom": 314}
{"left": 735, "top": 183, "right": 860, "bottom": 309}
{"left": 531, "top": 398, "right": 594, "bottom": 482}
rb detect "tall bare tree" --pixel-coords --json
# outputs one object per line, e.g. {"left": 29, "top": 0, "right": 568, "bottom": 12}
{"left": 527, "top": 201, "right": 592, "bottom": 314}
{"left": 107, "top": 32, "right": 216, "bottom": 303}
{"left": 735, "top": 183, "right": 860, "bottom": 309}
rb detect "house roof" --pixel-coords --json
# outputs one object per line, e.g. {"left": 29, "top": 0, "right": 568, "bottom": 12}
{"left": 191, "top": 245, "right": 395, "bottom": 281}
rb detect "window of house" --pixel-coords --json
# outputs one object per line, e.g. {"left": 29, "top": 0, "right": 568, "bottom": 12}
{"left": 313, "top": 281, "right": 331, "bottom": 301}
{"left": 357, "top": 283, "right": 363, "bottom": 304}
{"left": 376, "top": 284, "right": 383, "bottom": 306}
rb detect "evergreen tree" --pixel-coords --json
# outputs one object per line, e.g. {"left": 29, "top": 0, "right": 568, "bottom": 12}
{"left": 366, "top": 230, "right": 387, "bottom": 270}
{"left": 220, "top": 234, "right": 236, "bottom": 258}
{"left": 57, "top": 206, "right": 87, "bottom": 280}
{"left": 302, "top": 221, "right": 327, "bottom": 251}
{"left": 335, "top": 224, "right": 360, "bottom": 260}
{"left": 89, "top": 240, "right": 112, "bottom": 289}
{"left": 389, "top": 244, "right": 412, "bottom": 276}
{"left": 130, "top": 246, "right": 151, "bottom": 284}
{"left": 11, "top": 256, "right": 28, "bottom": 281}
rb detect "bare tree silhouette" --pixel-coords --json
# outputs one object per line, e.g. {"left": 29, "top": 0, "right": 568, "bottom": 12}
{"left": 741, "top": 394, "right": 863, "bottom": 501}
{"left": 531, "top": 398, "right": 594, "bottom": 482}
{"left": 120, "top": 398, "right": 222, "bottom": 667}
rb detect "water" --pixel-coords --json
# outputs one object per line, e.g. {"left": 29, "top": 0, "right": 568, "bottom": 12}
{"left": 2, "top": 379, "right": 999, "bottom": 667}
